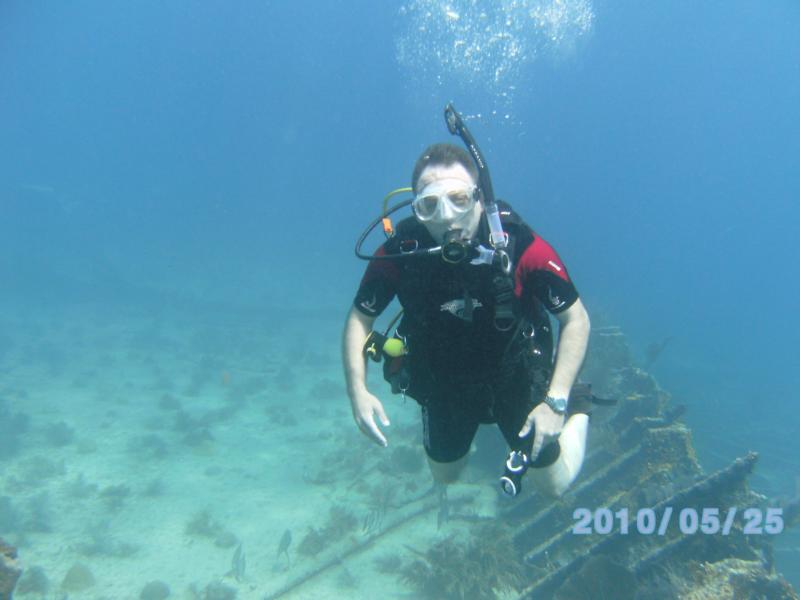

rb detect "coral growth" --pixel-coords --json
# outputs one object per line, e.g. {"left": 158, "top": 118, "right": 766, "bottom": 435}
{"left": 297, "top": 505, "right": 359, "bottom": 557}
{"left": 297, "top": 527, "right": 325, "bottom": 557}
{"left": 326, "top": 505, "right": 358, "bottom": 537}
{"left": 185, "top": 511, "right": 238, "bottom": 548}
{"left": 679, "top": 558, "right": 799, "bottom": 600}
{"left": 61, "top": 563, "right": 95, "bottom": 593}
{"left": 140, "top": 579, "right": 171, "bottom": 600}
{"left": 554, "top": 555, "right": 637, "bottom": 600}
{"left": 99, "top": 484, "right": 131, "bottom": 511}
{"left": 16, "top": 565, "right": 50, "bottom": 595}
{"left": 362, "top": 486, "right": 395, "bottom": 534}
{"left": 399, "top": 524, "right": 526, "bottom": 600}
{"left": 0, "top": 538, "right": 21, "bottom": 599}
{"left": 187, "top": 581, "right": 237, "bottom": 600}
{"left": 374, "top": 552, "right": 403, "bottom": 574}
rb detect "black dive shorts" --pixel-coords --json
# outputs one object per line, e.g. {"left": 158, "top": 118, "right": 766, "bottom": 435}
{"left": 419, "top": 364, "right": 590, "bottom": 468}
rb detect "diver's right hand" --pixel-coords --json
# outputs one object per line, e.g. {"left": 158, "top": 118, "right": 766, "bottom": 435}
{"left": 349, "top": 389, "right": 390, "bottom": 447}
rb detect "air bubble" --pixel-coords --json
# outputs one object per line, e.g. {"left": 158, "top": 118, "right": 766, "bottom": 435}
{"left": 396, "top": 0, "right": 594, "bottom": 119}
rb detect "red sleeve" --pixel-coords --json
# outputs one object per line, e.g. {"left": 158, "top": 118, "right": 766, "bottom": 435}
{"left": 514, "top": 235, "right": 579, "bottom": 313}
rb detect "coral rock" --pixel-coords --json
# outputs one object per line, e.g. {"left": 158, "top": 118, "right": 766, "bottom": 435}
{"left": 0, "top": 539, "right": 21, "bottom": 600}
{"left": 61, "top": 563, "right": 95, "bottom": 592}
{"left": 140, "top": 579, "right": 171, "bottom": 599}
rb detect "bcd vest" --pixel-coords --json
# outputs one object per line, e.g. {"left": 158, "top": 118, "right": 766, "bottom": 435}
{"left": 383, "top": 201, "right": 554, "bottom": 397}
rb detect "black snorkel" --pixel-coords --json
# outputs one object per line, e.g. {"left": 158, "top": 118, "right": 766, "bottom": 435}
{"left": 444, "top": 103, "right": 511, "bottom": 273}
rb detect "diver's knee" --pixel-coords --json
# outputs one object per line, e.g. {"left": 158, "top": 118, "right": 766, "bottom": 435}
{"left": 529, "top": 460, "right": 572, "bottom": 498}
{"left": 546, "top": 475, "right": 572, "bottom": 498}
{"left": 530, "top": 436, "right": 587, "bottom": 497}
{"left": 427, "top": 455, "right": 468, "bottom": 484}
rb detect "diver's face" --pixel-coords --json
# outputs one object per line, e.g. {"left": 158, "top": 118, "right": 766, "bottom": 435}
{"left": 414, "top": 163, "right": 482, "bottom": 244}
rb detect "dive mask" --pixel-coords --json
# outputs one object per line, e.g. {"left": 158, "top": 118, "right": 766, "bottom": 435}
{"left": 412, "top": 179, "right": 477, "bottom": 223}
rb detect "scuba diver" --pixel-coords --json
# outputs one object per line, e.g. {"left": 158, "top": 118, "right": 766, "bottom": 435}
{"left": 342, "top": 104, "right": 592, "bottom": 498}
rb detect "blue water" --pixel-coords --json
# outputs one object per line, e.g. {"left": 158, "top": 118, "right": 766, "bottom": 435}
{"left": 2, "top": 0, "right": 799, "bottom": 596}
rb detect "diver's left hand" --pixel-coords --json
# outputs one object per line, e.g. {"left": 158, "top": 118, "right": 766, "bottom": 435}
{"left": 518, "top": 403, "right": 566, "bottom": 461}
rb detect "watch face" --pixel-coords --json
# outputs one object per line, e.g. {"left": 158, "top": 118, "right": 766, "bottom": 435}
{"left": 547, "top": 396, "right": 567, "bottom": 413}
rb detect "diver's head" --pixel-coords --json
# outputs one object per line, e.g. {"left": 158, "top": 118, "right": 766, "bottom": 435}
{"left": 411, "top": 144, "right": 482, "bottom": 244}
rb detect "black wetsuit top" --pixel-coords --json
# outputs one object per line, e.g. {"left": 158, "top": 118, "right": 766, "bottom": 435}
{"left": 354, "top": 201, "right": 578, "bottom": 383}
{"left": 353, "top": 202, "right": 581, "bottom": 463}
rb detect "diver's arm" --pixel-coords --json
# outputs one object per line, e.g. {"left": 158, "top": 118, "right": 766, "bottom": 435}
{"left": 342, "top": 307, "right": 390, "bottom": 447}
{"left": 343, "top": 307, "right": 374, "bottom": 397}
{"left": 548, "top": 297, "right": 591, "bottom": 400}
{"left": 519, "top": 297, "right": 590, "bottom": 458}
{"left": 526, "top": 298, "right": 591, "bottom": 494}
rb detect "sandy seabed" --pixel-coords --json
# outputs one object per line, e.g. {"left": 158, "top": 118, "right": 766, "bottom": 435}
{"left": 3, "top": 300, "right": 799, "bottom": 599}
{"left": 1, "top": 301, "right": 500, "bottom": 600}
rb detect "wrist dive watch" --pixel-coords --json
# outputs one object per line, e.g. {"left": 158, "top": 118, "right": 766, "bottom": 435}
{"left": 543, "top": 395, "right": 568, "bottom": 415}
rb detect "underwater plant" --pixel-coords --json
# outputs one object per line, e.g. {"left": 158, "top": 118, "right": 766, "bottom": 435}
{"left": 326, "top": 504, "right": 358, "bottom": 537}
{"left": 140, "top": 579, "right": 171, "bottom": 600}
{"left": 185, "top": 510, "right": 238, "bottom": 548}
{"left": 374, "top": 552, "right": 403, "bottom": 574}
{"left": 553, "top": 555, "right": 637, "bottom": 600}
{"left": 362, "top": 486, "right": 394, "bottom": 534}
{"left": 297, "top": 505, "right": 359, "bottom": 557}
{"left": 99, "top": 484, "right": 131, "bottom": 511}
{"left": 398, "top": 523, "right": 526, "bottom": 600}
{"left": 61, "top": 563, "right": 95, "bottom": 593}
{"left": 201, "top": 580, "right": 237, "bottom": 599}
{"left": 297, "top": 527, "right": 326, "bottom": 557}
{"left": 15, "top": 565, "right": 50, "bottom": 595}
